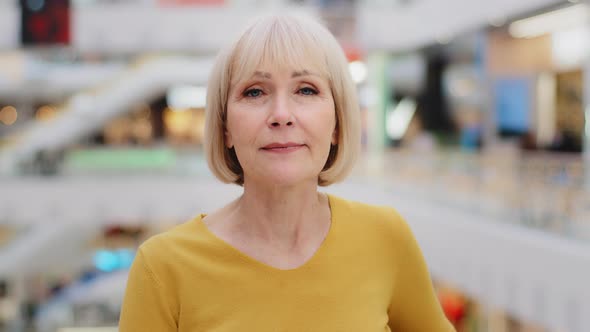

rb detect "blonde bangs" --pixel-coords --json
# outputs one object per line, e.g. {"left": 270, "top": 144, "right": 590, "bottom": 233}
{"left": 229, "top": 15, "right": 330, "bottom": 88}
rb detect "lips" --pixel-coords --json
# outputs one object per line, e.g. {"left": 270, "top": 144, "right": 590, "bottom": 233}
{"left": 261, "top": 142, "right": 305, "bottom": 150}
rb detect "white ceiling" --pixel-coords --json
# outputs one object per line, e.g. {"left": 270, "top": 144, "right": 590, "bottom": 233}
{"left": 359, "top": 0, "right": 565, "bottom": 50}
{"left": 0, "top": 0, "right": 567, "bottom": 52}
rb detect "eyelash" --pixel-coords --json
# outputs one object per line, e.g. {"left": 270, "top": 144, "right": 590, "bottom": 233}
{"left": 298, "top": 87, "right": 318, "bottom": 96}
{"left": 243, "top": 88, "right": 263, "bottom": 98}
{"left": 242, "top": 86, "right": 319, "bottom": 98}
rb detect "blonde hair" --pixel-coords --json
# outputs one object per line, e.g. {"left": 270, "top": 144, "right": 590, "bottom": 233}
{"left": 204, "top": 14, "right": 360, "bottom": 186}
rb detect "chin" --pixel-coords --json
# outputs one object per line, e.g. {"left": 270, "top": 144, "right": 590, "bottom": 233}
{"left": 253, "top": 167, "right": 318, "bottom": 188}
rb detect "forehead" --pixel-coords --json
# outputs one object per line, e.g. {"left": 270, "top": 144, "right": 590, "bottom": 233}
{"left": 230, "top": 59, "right": 330, "bottom": 86}
{"left": 250, "top": 68, "right": 321, "bottom": 80}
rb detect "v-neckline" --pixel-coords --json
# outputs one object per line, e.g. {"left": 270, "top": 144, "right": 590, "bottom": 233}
{"left": 195, "top": 193, "right": 337, "bottom": 273}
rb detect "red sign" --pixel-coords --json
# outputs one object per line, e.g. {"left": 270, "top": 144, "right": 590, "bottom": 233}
{"left": 21, "top": 0, "right": 70, "bottom": 46}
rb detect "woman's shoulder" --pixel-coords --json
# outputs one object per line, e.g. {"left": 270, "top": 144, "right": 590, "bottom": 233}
{"left": 329, "top": 193, "right": 401, "bottom": 221}
{"left": 136, "top": 215, "right": 206, "bottom": 268}
{"left": 144, "top": 214, "right": 203, "bottom": 244}
{"left": 329, "top": 194, "right": 414, "bottom": 239}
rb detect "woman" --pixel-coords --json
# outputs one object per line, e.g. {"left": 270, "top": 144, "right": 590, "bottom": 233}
{"left": 120, "top": 14, "right": 454, "bottom": 332}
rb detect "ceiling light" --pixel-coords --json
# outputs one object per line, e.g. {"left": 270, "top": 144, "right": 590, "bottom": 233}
{"left": 0, "top": 106, "right": 17, "bottom": 126}
{"left": 509, "top": 4, "right": 590, "bottom": 38}
{"left": 349, "top": 61, "right": 367, "bottom": 84}
{"left": 167, "top": 85, "right": 207, "bottom": 109}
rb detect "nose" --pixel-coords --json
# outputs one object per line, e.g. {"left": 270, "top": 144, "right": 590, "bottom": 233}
{"left": 267, "top": 94, "right": 294, "bottom": 128}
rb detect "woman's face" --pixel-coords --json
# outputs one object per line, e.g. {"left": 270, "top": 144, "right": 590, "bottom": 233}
{"left": 225, "top": 64, "right": 337, "bottom": 187}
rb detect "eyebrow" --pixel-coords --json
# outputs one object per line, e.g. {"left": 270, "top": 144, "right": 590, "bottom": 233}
{"left": 292, "top": 70, "right": 313, "bottom": 78}
{"left": 251, "top": 70, "right": 315, "bottom": 79}
{"left": 253, "top": 71, "right": 272, "bottom": 79}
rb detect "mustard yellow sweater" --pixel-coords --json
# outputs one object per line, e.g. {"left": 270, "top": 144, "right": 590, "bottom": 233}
{"left": 119, "top": 194, "right": 454, "bottom": 332}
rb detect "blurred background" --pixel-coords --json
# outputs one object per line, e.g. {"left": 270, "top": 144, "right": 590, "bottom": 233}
{"left": 0, "top": 0, "right": 590, "bottom": 331}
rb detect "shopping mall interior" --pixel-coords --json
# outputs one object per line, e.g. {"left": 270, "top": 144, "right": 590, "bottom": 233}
{"left": 1, "top": 0, "right": 590, "bottom": 331}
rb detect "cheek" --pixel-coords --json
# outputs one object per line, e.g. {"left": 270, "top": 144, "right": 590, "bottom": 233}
{"left": 226, "top": 107, "right": 261, "bottom": 146}
{"left": 299, "top": 109, "right": 336, "bottom": 155}
{"left": 313, "top": 103, "right": 337, "bottom": 140}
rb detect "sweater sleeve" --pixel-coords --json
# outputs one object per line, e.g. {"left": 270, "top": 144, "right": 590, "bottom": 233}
{"left": 119, "top": 248, "right": 178, "bottom": 332}
{"left": 387, "top": 211, "right": 455, "bottom": 332}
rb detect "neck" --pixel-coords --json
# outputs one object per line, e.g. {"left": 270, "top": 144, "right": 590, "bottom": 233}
{"left": 231, "top": 179, "right": 328, "bottom": 251}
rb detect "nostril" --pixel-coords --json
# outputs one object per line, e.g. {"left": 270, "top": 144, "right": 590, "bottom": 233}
{"left": 286, "top": 121, "right": 293, "bottom": 126}
{"left": 271, "top": 122, "right": 279, "bottom": 127}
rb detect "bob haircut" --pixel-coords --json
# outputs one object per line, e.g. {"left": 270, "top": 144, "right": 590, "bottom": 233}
{"left": 204, "top": 13, "right": 360, "bottom": 186}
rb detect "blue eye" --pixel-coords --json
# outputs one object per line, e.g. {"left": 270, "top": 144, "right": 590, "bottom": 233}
{"left": 299, "top": 87, "right": 318, "bottom": 96}
{"left": 244, "top": 89, "right": 263, "bottom": 98}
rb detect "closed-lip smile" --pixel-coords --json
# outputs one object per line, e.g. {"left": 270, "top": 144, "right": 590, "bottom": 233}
{"left": 261, "top": 142, "right": 305, "bottom": 152}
